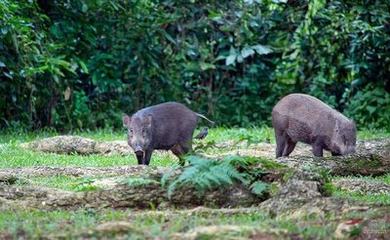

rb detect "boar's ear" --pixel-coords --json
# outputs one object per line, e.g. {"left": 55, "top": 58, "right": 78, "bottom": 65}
{"left": 351, "top": 119, "right": 357, "bottom": 128}
{"left": 144, "top": 114, "right": 152, "bottom": 127}
{"left": 122, "top": 114, "right": 131, "bottom": 127}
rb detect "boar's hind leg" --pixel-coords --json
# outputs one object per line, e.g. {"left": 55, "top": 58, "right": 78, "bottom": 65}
{"left": 171, "top": 142, "right": 191, "bottom": 166}
{"left": 275, "top": 130, "right": 287, "bottom": 158}
{"left": 282, "top": 137, "right": 296, "bottom": 157}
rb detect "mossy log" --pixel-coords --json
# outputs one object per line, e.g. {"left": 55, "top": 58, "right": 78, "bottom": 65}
{"left": 21, "top": 136, "right": 132, "bottom": 155}
{"left": 0, "top": 168, "right": 263, "bottom": 210}
{"left": 275, "top": 139, "right": 390, "bottom": 176}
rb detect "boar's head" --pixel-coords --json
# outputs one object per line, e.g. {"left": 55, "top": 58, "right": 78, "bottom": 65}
{"left": 123, "top": 114, "right": 153, "bottom": 157}
{"left": 331, "top": 119, "right": 357, "bottom": 155}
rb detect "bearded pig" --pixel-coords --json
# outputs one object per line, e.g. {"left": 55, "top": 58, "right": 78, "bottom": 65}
{"left": 272, "top": 93, "right": 356, "bottom": 157}
{"left": 123, "top": 102, "right": 214, "bottom": 165}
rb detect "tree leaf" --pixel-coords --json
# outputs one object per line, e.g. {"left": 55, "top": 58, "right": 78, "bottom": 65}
{"left": 225, "top": 55, "right": 236, "bottom": 66}
{"left": 241, "top": 47, "right": 255, "bottom": 58}
{"left": 200, "top": 62, "right": 216, "bottom": 71}
{"left": 252, "top": 44, "right": 273, "bottom": 55}
{"left": 78, "top": 60, "right": 89, "bottom": 74}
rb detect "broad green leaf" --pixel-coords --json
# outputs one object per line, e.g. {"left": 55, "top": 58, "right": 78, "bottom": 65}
{"left": 241, "top": 47, "right": 255, "bottom": 58}
{"left": 252, "top": 45, "right": 273, "bottom": 55}
{"left": 225, "top": 55, "right": 236, "bottom": 66}
{"left": 199, "top": 62, "right": 215, "bottom": 71}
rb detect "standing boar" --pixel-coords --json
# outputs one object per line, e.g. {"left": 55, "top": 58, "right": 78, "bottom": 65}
{"left": 123, "top": 102, "right": 214, "bottom": 165}
{"left": 272, "top": 93, "right": 356, "bottom": 157}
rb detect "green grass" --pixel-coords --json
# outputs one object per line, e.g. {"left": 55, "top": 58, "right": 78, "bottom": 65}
{"left": 333, "top": 190, "right": 390, "bottom": 205}
{"left": 17, "top": 175, "right": 103, "bottom": 192}
{"left": 0, "top": 208, "right": 339, "bottom": 239}
{"left": 0, "top": 127, "right": 389, "bottom": 239}
{"left": 0, "top": 126, "right": 276, "bottom": 145}
{"left": 0, "top": 127, "right": 276, "bottom": 168}
{"left": 357, "top": 128, "right": 390, "bottom": 140}
{"left": 331, "top": 174, "right": 390, "bottom": 205}
{"left": 1, "top": 126, "right": 388, "bottom": 144}
{"left": 0, "top": 142, "right": 175, "bottom": 168}
{"left": 0, "top": 209, "right": 127, "bottom": 239}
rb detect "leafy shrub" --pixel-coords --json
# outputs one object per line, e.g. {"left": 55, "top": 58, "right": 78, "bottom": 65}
{"left": 345, "top": 85, "right": 390, "bottom": 131}
{"left": 71, "top": 178, "right": 99, "bottom": 192}
{"left": 1, "top": 0, "right": 389, "bottom": 130}
{"left": 162, "top": 155, "right": 269, "bottom": 198}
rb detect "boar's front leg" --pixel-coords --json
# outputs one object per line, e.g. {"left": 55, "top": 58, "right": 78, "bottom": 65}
{"left": 275, "top": 130, "right": 287, "bottom": 158}
{"left": 143, "top": 150, "right": 153, "bottom": 165}
{"left": 135, "top": 154, "right": 143, "bottom": 165}
{"left": 135, "top": 150, "right": 153, "bottom": 165}
{"left": 312, "top": 142, "right": 324, "bottom": 157}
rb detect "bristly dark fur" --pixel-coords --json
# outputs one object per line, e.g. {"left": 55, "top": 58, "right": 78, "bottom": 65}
{"left": 272, "top": 94, "right": 356, "bottom": 158}
{"left": 123, "top": 102, "right": 213, "bottom": 165}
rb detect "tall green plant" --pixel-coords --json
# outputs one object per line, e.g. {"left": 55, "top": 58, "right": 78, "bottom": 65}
{"left": 1, "top": 0, "right": 389, "bottom": 130}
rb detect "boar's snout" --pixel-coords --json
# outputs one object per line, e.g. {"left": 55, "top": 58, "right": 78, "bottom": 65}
{"left": 343, "top": 145, "right": 356, "bottom": 155}
{"left": 337, "top": 143, "right": 356, "bottom": 156}
{"left": 133, "top": 146, "right": 144, "bottom": 156}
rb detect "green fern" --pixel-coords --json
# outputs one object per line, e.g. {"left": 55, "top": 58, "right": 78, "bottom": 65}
{"left": 250, "top": 181, "right": 269, "bottom": 196}
{"left": 164, "top": 155, "right": 269, "bottom": 198}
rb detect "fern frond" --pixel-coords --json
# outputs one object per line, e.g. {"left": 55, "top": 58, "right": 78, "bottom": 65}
{"left": 164, "top": 154, "right": 269, "bottom": 198}
{"left": 250, "top": 181, "right": 269, "bottom": 196}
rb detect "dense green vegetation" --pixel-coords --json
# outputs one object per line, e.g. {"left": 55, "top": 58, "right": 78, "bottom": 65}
{"left": 1, "top": 0, "right": 389, "bottom": 131}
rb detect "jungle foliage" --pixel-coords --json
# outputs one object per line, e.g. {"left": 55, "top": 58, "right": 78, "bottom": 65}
{"left": 1, "top": 0, "right": 389, "bottom": 130}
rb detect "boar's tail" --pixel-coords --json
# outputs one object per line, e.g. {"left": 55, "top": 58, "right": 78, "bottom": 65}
{"left": 195, "top": 113, "right": 215, "bottom": 125}
{"left": 194, "top": 127, "right": 208, "bottom": 139}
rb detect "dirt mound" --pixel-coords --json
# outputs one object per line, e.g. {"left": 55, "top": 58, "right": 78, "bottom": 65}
{"left": 21, "top": 135, "right": 132, "bottom": 155}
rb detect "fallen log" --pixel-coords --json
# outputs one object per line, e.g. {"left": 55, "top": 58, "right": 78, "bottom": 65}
{"left": 0, "top": 179, "right": 261, "bottom": 210}
{"left": 21, "top": 136, "right": 132, "bottom": 155}
{"left": 275, "top": 139, "right": 390, "bottom": 176}
{"left": 0, "top": 165, "right": 264, "bottom": 210}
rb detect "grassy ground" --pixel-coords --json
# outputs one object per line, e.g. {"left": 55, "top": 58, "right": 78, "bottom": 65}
{"left": 0, "top": 127, "right": 389, "bottom": 239}
{"left": 0, "top": 208, "right": 344, "bottom": 239}
{"left": 0, "top": 127, "right": 274, "bottom": 168}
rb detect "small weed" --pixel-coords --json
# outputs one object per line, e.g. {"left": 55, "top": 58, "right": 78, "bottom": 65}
{"left": 123, "top": 177, "right": 159, "bottom": 187}
{"left": 71, "top": 178, "right": 99, "bottom": 192}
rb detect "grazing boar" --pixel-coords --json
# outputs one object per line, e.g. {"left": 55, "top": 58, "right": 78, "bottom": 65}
{"left": 272, "top": 93, "right": 356, "bottom": 157}
{"left": 123, "top": 102, "right": 214, "bottom": 165}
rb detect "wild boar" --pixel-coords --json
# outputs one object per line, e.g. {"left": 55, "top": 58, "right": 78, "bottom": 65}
{"left": 122, "top": 102, "right": 214, "bottom": 165}
{"left": 272, "top": 93, "right": 356, "bottom": 157}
